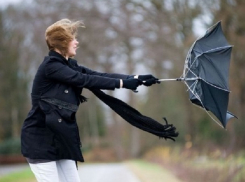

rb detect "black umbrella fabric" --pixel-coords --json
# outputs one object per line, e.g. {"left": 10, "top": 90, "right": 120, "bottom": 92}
{"left": 159, "top": 21, "right": 237, "bottom": 128}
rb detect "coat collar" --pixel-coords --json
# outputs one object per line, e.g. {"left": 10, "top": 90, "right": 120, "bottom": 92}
{"left": 49, "top": 50, "right": 68, "bottom": 64}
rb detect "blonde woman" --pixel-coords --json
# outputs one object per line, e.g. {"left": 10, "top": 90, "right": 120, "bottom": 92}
{"left": 21, "top": 19, "right": 159, "bottom": 182}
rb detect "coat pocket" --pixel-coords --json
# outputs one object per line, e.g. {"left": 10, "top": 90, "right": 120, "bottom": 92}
{"left": 39, "top": 98, "right": 77, "bottom": 122}
{"left": 44, "top": 108, "right": 78, "bottom": 135}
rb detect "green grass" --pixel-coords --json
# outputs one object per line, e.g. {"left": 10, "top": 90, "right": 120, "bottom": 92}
{"left": 0, "top": 168, "right": 35, "bottom": 182}
{"left": 125, "top": 160, "right": 182, "bottom": 182}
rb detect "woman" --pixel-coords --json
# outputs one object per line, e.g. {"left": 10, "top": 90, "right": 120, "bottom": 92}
{"left": 21, "top": 19, "right": 159, "bottom": 182}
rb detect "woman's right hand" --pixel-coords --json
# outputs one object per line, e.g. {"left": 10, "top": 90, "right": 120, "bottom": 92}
{"left": 122, "top": 79, "right": 142, "bottom": 90}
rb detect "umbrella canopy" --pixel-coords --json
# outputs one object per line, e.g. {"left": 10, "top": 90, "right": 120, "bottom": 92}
{"left": 181, "top": 21, "right": 237, "bottom": 128}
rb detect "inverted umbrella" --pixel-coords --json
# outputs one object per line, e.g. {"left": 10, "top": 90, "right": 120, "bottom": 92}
{"left": 159, "top": 21, "right": 237, "bottom": 128}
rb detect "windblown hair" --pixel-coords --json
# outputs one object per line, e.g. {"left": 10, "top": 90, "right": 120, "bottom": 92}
{"left": 45, "top": 19, "right": 85, "bottom": 56}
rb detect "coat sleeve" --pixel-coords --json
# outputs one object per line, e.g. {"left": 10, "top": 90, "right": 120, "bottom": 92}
{"left": 84, "top": 67, "right": 133, "bottom": 79}
{"left": 45, "top": 58, "right": 120, "bottom": 90}
{"left": 69, "top": 59, "right": 134, "bottom": 79}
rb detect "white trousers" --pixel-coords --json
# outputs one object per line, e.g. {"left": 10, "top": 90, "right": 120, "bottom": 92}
{"left": 29, "top": 160, "right": 80, "bottom": 182}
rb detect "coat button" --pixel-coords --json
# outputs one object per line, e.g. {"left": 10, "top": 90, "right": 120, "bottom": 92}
{"left": 58, "top": 119, "right": 62, "bottom": 122}
{"left": 58, "top": 106, "right": 62, "bottom": 109}
{"left": 64, "top": 90, "right": 69, "bottom": 93}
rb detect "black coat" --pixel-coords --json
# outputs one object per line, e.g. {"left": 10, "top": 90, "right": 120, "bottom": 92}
{"left": 21, "top": 50, "right": 131, "bottom": 162}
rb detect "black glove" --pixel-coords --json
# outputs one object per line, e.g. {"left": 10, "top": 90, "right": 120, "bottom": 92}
{"left": 123, "top": 79, "right": 142, "bottom": 90}
{"left": 143, "top": 78, "right": 159, "bottom": 86}
{"left": 138, "top": 74, "right": 160, "bottom": 86}
{"left": 138, "top": 74, "right": 156, "bottom": 81}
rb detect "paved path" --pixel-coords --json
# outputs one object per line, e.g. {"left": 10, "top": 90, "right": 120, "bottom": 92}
{"left": 78, "top": 163, "right": 141, "bottom": 182}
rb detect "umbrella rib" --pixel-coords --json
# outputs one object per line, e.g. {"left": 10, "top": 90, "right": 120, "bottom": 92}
{"left": 183, "top": 81, "right": 224, "bottom": 128}
{"left": 184, "top": 45, "right": 231, "bottom": 78}
{"left": 200, "top": 78, "right": 230, "bottom": 92}
{"left": 182, "top": 66, "right": 199, "bottom": 80}
{"left": 183, "top": 55, "right": 200, "bottom": 78}
{"left": 183, "top": 21, "right": 225, "bottom": 78}
{"left": 183, "top": 41, "right": 196, "bottom": 76}
{"left": 183, "top": 46, "right": 231, "bottom": 92}
{"left": 203, "top": 45, "right": 232, "bottom": 54}
{"left": 186, "top": 79, "right": 198, "bottom": 92}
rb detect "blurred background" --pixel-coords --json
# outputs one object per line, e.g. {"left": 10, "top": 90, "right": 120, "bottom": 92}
{"left": 0, "top": 0, "right": 245, "bottom": 181}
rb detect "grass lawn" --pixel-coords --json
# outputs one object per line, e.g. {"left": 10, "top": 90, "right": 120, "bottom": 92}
{"left": 0, "top": 168, "right": 35, "bottom": 182}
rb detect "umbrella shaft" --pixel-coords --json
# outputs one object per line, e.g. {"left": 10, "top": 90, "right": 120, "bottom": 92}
{"left": 158, "top": 78, "right": 198, "bottom": 82}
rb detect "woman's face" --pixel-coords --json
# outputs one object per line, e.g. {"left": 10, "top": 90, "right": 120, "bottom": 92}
{"left": 67, "top": 38, "right": 79, "bottom": 58}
